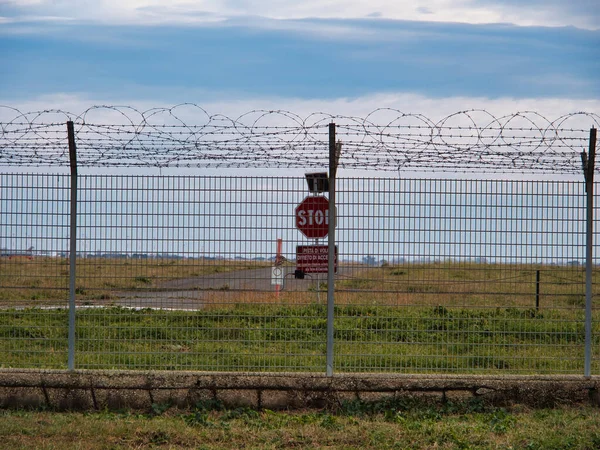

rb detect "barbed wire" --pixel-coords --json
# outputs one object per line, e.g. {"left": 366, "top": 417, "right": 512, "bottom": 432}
{"left": 0, "top": 104, "right": 598, "bottom": 173}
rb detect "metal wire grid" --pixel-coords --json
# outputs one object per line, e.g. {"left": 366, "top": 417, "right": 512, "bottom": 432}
{"left": 0, "top": 174, "right": 598, "bottom": 374}
{"left": 334, "top": 178, "right": 598, "bottom": 374}
{"left": 75, "top": 175, "right": 324, "bottom": 371}
{"left": 0, "top": 174, "right": 71, "bottom": 368}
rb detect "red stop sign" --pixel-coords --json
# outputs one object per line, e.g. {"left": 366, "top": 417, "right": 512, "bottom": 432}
{"left": 295, "top": 196, "right": 330, "bottom": 239}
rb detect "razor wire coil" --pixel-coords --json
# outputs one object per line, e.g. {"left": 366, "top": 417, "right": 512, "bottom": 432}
{"left": 1, "top": 105, "right": 598, "bottom": 173}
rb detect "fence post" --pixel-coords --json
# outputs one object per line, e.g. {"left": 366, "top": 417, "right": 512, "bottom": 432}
{"left": 535, "top": 270, "right": 540, "bottom": 311}
{"left": 67, "top": 121, "right": 78, "bottom": 371}
{"left": 582, "top": 127, "right": 596, "bottom": 377}
{"left": 326, "top": 123, "right": 338, "bottom": 377}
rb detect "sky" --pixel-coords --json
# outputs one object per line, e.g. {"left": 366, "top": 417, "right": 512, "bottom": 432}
{"left": 0, "top": 0, "right": 599, "bottom": 177}
{"left": 1, "top": 1, "right": 599, "bottom": 259}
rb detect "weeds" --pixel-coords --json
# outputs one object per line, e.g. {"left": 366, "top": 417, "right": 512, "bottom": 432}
{"left": 488, "top": 408, "right": 516, "bottom": 434}
{"left": 2, "top": 399, "right": 600, "bottom": 450}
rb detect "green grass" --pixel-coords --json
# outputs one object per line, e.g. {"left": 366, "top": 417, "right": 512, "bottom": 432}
{"left": 1, "top": 259, "right": 598, "bottom": 374}
{"left": 1, "top": 399, "right": 600, "bottom": 449}
{"left": 1, "top": 304, "right": 598, "bottom": 374}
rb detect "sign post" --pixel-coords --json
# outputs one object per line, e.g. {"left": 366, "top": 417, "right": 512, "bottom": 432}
{"left": 271, "top": 238, "right": 283, "bottom": 298}
{"left": 295, "top": 195, "right": 331, "bottom": 303}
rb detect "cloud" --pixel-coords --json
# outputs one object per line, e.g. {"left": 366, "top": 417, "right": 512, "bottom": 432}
{"left": 2, "top": 21, "right": 597, "bottom": 102}
{"left": 416, "top": 7, "right": 433, "bottom": 15}
{"left": 4, "top": 91, "right": 598, "bottom": 128}
{"left": 472, "top": 0, "right": 600, "bottom": 29}
{"left": 2, "top": 0, "right": 598, "bottom": 29}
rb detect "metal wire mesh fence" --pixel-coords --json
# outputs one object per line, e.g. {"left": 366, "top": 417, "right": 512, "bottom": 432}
{"left": 334, "top": 178, "right": 598, "bottom": 374}
{"left": 0, "top": 174, "right": 71, "bottom": 367}
{"left": 1, "top": 174, "right": 598, "bottom": 374}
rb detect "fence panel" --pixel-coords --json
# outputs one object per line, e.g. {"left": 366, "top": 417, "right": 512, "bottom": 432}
{"left": 334, "top": 178, "right": 599, "bottom": 374}
{"left": 0, "top": 174, "right": 598, "bottom": 374}
{"left": 74, "top": 175, "right": 326, "bottom": 371}
{"left": 0, "top": 174, "right": 71, "bottom": 368}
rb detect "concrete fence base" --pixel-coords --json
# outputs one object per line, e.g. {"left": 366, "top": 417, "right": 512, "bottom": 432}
{"left": 1, "top": 370, "right": 599, "bottom": 411}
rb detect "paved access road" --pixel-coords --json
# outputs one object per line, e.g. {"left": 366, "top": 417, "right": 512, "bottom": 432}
{"left": 113, "top": 265, "right": 352, "bottom": 310}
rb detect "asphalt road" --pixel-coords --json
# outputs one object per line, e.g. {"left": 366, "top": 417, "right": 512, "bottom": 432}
{"left": 113, "top": 265, "right": 353, "bottom": 310}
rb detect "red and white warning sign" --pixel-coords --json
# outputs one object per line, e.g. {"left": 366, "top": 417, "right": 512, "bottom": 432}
{"left": 296, "top": 245, "right": 338, "bottom": 274}
{"left": 295, "top": 196, "right": 330, "bottom": 239}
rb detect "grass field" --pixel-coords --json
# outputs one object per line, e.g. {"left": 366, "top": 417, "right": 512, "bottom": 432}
{"left": 1, "top": 304, "right": 598, "bottom": 373}
{"left": 0, "top": 258, "right": 598, "bottom": 374}
{"left": 0, "top": 257, "right": 595, "bottom": 308}
{"left": 2, "top": 398, "right": 600, "bottom": 449}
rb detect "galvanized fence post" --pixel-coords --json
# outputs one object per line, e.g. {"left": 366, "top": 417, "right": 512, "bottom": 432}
{"left": 582, "top": 127, "right": 596, "bottom": 377}
{"left": 535, "top": 270, "right": 540, "bottom": 311}
{"left": 326, "top": 123, "right": 338, "bottom": 376}
{"left": 67, "top": 121, "right": 78, "bottom": 371}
